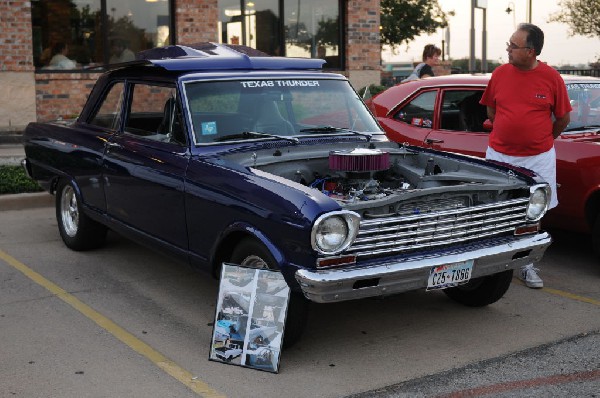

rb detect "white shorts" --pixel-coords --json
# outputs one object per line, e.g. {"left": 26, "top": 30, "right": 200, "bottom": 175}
{"left": 486, "top": 146, "right": 558, "bottom": 209}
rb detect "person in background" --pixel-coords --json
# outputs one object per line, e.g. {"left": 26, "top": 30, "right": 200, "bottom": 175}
{"left": 110, "top": 39, "right": 135, "bottom": 64}
{"left": 480, "top": 23, "right": 572, "bottom": 288}
{"left": 48, "top": 42, "right": 76, "bottom": 69}
{"left": 405, "top": 44, "right": 441, "bottom": 81}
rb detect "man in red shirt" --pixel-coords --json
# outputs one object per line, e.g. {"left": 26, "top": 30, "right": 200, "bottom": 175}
{"left": 480, "top": 23, "right": 571, "bottom": 288}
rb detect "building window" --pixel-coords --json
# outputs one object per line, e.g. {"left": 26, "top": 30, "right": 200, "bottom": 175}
{"left": 31, "top": 0, "right": 173, "bottom": 70}
{"left": 218, "top": 0, "right": 342, "bottom": 69}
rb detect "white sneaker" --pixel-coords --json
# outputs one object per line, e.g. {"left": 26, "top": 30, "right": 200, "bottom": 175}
{"left": 519, "top": 264, "right": 543, "bottom": 289}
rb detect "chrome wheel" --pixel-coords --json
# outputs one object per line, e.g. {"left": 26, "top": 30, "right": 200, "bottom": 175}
{"left": 239, "top": 254, "right": 269, "bottom": 269}
{"left": 229, "top": 238, "right": 309, "bottom": 348}
{"left": 60, "top": 185, "right": 79, "bottom": 238}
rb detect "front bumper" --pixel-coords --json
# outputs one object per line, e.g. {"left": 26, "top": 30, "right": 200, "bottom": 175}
{"left": 295, "top": 232, "right": 551, "bottom": 303}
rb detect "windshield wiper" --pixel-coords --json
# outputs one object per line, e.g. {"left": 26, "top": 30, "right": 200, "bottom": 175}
{"left": 213, "top": 131, "right": 299, "bottom": 143}
{"left": 564, "top": 125, "right": 600, "bottom": 132}
{"left": 299, "top": 126, "right": 372, "bottom": 141}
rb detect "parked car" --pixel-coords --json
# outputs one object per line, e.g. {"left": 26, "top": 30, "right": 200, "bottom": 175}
{"left": 23, "top": 44, "right": 552, "bottom": 346}
{"left": 368, "top": 74, "right": 600, "bottom": 256}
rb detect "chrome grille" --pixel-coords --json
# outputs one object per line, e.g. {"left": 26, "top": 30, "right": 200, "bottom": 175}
{"left": 348, "top": 197, "right": 530, "bottom": 258}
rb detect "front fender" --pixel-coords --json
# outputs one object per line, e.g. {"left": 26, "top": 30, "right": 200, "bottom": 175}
{"left": 211, "top": 221, "right": 305, "bottom": 288}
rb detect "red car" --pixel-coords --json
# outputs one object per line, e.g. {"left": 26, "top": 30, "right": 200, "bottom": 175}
{"left": 369, "top": 74, "right": 600, "bottom": 254}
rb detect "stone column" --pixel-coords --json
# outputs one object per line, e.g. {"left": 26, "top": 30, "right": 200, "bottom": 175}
{"left": 176, "top": 0, "right": 219, "bottom": 44}
{"left": 345, "top": 0, "right": 381, "bottom": 91}
{"left": 0, "top": 0, "right": 36, "bottom": 127}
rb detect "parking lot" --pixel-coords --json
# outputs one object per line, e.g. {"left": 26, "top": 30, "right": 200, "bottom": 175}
{"left": 1, "top": 204, "right": 599, "bottom": 397}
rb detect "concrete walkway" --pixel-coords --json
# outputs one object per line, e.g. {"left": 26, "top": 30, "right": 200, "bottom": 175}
{"left": 0, "top": 144, "right": 26, "bottom": 166}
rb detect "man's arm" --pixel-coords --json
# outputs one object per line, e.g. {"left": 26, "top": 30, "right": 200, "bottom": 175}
{"left": 552, "top": 113, "right": 570, "bottom": 139}
{"left": 486, "top": 106, "right": 496, "bottom": 123}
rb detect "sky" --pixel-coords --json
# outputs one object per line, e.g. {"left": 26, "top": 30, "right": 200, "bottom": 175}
{"left": 382, "top": 0, "right": 600, "bottom": 68}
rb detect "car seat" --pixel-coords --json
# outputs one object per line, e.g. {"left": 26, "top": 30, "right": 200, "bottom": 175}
{"left": 253, "top": 101, "right": 295, "bottom": 135}
{"left": 458, "top": 92, "right": 487, "bottom": 132}
{"left": 157, "top": 97, "right": 186, "bottom": 145}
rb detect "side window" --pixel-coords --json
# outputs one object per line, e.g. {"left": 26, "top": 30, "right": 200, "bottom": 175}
{"left": 89, "top": 82, "right": 125, "bottom": 130}
{"left": 441, "top": 90, "right": 487, "bottom": 132}
{"left": 393, "top": 90, "right": 436, "bottom": 128}
{"left": 124, "top": 84, "right": 186, "bottom": 145}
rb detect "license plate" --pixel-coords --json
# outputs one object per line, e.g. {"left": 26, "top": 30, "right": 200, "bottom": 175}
{"left": 427, "top": 260, "right": 474, "bottom": 290}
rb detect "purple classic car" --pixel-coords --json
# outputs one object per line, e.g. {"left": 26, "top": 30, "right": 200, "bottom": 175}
{"left": 22, "top": 44, "right": 552, "bottom": 345}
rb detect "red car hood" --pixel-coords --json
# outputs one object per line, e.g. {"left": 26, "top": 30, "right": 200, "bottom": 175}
{"left": 559, "top": 130, "right": 600, "bottom": 143}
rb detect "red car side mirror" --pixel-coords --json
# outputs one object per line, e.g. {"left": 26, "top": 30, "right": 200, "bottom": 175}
{"left": 483, "top": 119, "right": 493, "bottom": 131}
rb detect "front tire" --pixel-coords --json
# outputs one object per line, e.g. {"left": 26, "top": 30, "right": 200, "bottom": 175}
{"left": 443, "top": 270, "right": 513, "bottom": 307}
{"left": 56, "top": 180, "right": 107, "bottom": 251}
{"left": 229, "top": 238, "right": 309, "bottom": 348}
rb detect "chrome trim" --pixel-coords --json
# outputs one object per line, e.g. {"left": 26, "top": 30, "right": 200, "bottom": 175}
{"left": 384, "top": 83, "right": 487, "bottom": 117}
{"left": 347, "top": 197, "right": 530, "bottom": 258}
{"left": 296, "top": 232, "right": 552, "bottom": 303}
{"left": 311, "top": 210, "right": 361, "bottom": 255}
{"left": 20, "top": 159, "right": 32, "bottom": 179}
{"left": 526, "top": 184, "right": 551, "bottom": 222}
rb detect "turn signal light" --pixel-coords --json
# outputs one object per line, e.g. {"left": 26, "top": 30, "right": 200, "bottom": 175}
{"left": 317, "top": 255, "right": 357, "bottom": 268}
{"left": 514, "top": 223, "right": 540, "bottom": 236}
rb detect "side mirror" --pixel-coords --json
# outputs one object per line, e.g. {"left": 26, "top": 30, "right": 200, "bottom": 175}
{"left": 483, "top": 119, "right": 493, "bottom": 131}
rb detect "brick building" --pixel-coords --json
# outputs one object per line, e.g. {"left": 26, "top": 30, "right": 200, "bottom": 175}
{"left": 0, "top": 0, "right": 381, "bottom": 129}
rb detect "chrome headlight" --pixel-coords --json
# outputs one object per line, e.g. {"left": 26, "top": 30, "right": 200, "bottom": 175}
{"left": 311, "top": 211, "right": 361, "bottom": 255}
{"left": 526, "top": 184, "right": 550, "bottom": 221}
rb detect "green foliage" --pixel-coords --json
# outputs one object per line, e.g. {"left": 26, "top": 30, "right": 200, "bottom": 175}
{"left": 358, "top": 85, "right": 388, "bottom": 98}
{"left": 0, "top": 166, "right": 43, "bottom": 195}
{"left": 451, "top": 58, "right": 502, "bottom": 74}
{"left": 549, "top": 0, "right": 600, "bottom": 39}
{"left": 381, "top": 0, "right": 449, "bottom": 50}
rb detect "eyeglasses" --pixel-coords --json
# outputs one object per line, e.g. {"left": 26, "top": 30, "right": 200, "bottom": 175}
{"left": 506, "top": 41, "right": 531, "bottom": 50}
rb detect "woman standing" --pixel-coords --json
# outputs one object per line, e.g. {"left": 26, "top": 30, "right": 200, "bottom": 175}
{"left": 405, "top": 44, "right": 441, "bottom": 81}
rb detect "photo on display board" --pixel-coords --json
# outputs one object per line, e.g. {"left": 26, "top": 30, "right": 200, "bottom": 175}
{"left": 209, "top": 263, "right": 290, "bottom": 373}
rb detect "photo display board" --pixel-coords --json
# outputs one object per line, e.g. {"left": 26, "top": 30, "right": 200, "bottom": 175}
{"left": 209, "top": 263, "right": 290, "bottom": 373}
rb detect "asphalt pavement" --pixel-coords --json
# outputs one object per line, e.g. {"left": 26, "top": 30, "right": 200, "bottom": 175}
{"left": 1, "top": 138, "right": 599, "bottom": 397}
{"left": 347, "top": 331, "right": 600, "bottom": 397}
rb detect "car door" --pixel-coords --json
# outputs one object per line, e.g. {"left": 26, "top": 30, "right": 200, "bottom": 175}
{"left": 69, "top": 80, "right": 126, "bottom": 213}
{"left": 102, "top": 82, "right": 190, "bottom": 249}
{"left": 424, "top": 87, "right": 489, "bottom": 158}
{"left": 379, "top": 89, "right": 438, "bottom": 146}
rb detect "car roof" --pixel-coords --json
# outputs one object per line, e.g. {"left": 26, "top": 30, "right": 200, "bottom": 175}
{"left": 111, "top": 42, "right": 326, "bottom": 73}
{"left": 372, "top": 72, "right": 599, "bottom": 115}
{"left": 388, "top": 72, "right": 599, "bottom": 88}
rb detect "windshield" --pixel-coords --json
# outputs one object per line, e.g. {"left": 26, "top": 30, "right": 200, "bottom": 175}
{"left": 565, "top": 82, "right": 600, "bottom": 131}
{"left": 183, "top": 79, "right": 382, "bottom": 144}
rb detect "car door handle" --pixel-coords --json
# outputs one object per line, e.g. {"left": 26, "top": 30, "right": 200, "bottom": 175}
{"left": 424, "top": 138, "right": 444, "bottom": 145}
{"left": 106, "top": 142, "right": 121, "bottom": 149}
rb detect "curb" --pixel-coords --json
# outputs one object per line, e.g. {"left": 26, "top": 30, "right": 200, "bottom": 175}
{"left": 0, "top": 128, "right": 24, "bottom": 145}
{"left": 0, "top": 134, "right": 23, "bottom": 145}
{"left": 0, "top": 192, "right": 54, "bottom": 211}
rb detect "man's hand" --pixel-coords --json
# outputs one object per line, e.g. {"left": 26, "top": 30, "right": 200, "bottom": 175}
{"left": 486, "top": 106, "right": 496, "bottom": 123}
{"left": 552, "top": 113, "right": 570, "bottom": 139}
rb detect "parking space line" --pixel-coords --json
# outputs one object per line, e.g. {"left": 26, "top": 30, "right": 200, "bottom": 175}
{"left": 514, "top": 279, "right": 600, "bottom": 307}
{"left": 542, "top": 287, "right": 600, "bottom": 307}
{"left": 0, "top": 249, "right": 226, "bottom": 398}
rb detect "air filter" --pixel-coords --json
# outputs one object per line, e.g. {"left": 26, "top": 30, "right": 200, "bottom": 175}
{"left": 329, "top": 148, "right": 390, "bottom": 172}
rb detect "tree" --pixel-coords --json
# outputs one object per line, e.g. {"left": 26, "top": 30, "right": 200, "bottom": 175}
{"left": 380, "top": 0, "right": 450, "bottom": 51}
{"left": 548, "top": 0, "right": 600, "bottom": 38}
{"left": 451, "top": 58, "right": 502, "bottom": 74}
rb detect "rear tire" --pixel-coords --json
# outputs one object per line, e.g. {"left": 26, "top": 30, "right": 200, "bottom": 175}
{"left": 443, "top": 270, "right": 513, "bottom": 307}
{"left": 592, "top": 213, "right": 600, "bottom": 258}
{"left": 229, "top": 238, "right": 309, "bottom": 348}
{"left": 56, "top": 180, "right": 107, "bottom": 251}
